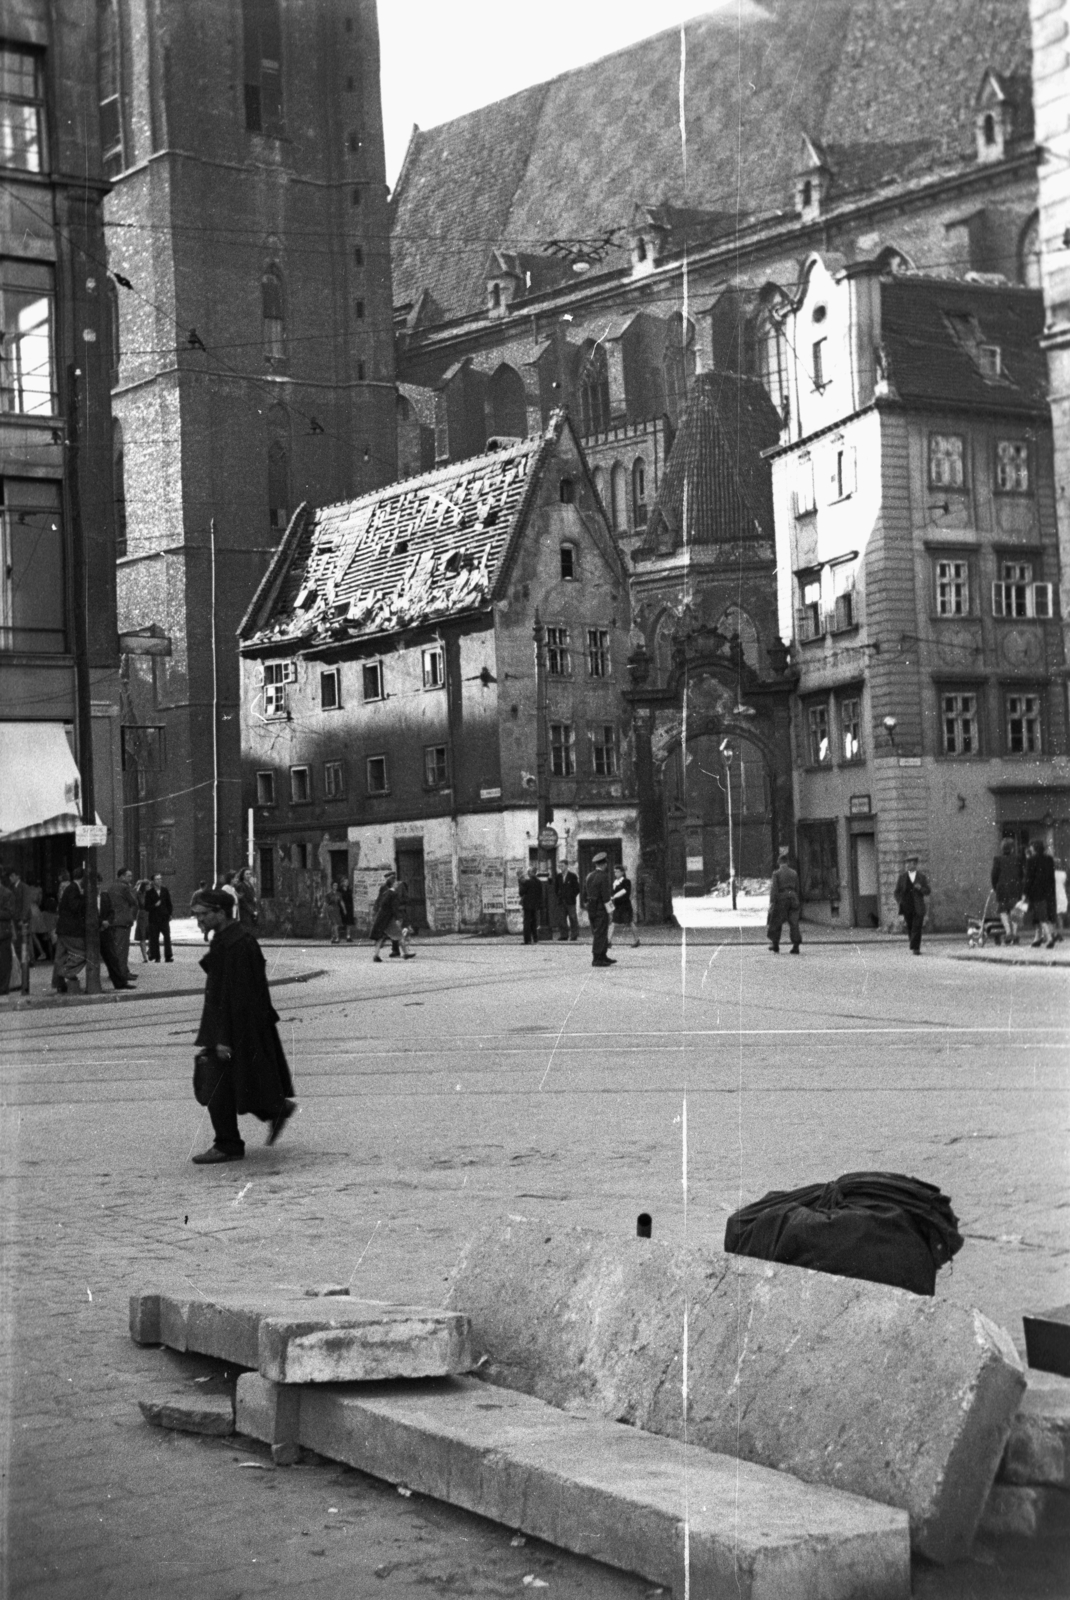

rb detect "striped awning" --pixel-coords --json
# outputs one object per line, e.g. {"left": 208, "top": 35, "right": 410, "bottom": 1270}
{"left": 0, "top": 722, "right": 102, "bottom": 842}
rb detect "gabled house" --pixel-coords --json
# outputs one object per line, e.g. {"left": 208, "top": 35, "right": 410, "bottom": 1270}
{"left": 768, "top": 255, "right": 1068, "bottom": 930}
{"left": 238, "top": 414, "right": 636, "bottom": 935}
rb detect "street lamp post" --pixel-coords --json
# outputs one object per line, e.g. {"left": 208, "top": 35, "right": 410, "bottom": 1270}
{"left": 720, "top": 738, "right": 736, "bottom": 910}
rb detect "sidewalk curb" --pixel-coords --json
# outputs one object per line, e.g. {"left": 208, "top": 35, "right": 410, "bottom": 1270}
{"left": 1, "top": 968, "right": 328, "bottom": 1013}
{"left": 947, "top": 950, "right": 1070, "bottom": 969}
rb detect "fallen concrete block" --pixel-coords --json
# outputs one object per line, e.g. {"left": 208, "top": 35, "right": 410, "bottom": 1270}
{"left": 129, "top": 1291, "right": 161, "bottom": 1345}
{"left": 1023, "top": 1306, "right": 1070, "bottom": 1377}
{"left": 129, "top": 1286, "right": 475, "bottom": 1383}
{"left": 999, "top": 1374, "right": 1070, "bottom": 1488}
{"left": 235, "top": 1373, "right": 302, "bottom": 1465}
{"left": 297, "top": 1376, "right": 910, "bottom": 1600}
{"left": 449, "top": 1220, "right": 1025, "bottom": 1564}
{"left": 138, "top": 1393, "right": 234, "bottom": 1436}
{"left": 979, "top": 1484, "right": 1070, "bottom": 1539}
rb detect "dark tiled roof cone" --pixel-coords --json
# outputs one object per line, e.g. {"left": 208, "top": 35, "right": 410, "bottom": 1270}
{"left": 643, "top": 372, "right": 781, "bottom": 553}
{"left": 390, "top": 0, "right": 1032, "bottom": 320}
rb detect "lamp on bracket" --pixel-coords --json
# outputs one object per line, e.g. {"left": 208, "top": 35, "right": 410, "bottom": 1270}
{"left": 881, "top": 715, "right": 898, "bottom": 748}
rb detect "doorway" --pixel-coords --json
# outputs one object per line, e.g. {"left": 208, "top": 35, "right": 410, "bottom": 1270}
{"left": 395, "top": 841, "right": 427, "bottom": 931}
{"left": 851, "top": 831, "right": 879, "bottom": 927}
{"left": 328, "top": 848, "right": 348, "bottom": 886}
{"left": 577, "top": 838, "right": 622, "bottom": 908}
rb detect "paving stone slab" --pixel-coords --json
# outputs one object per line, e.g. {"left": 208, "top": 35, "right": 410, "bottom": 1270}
{"left": 138, "top": 1394, "right": 234, "bottom": 1436}
{"left": 291, "top": 1374, "right": 910, "bottom": 1600}
{"left": 448, "top": 1219, "right": 1026, "bottom": 1564}
{"left": 129, "top": 1286, "right": 474, "bottom": 1382}
{"left": 235, "top": 1372, "right": 302, "bottom": 1464}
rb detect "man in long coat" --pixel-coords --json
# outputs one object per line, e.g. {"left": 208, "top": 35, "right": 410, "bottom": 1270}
{"left": 190, "top": 889, "right": 296, "bottom": 1164}
{"left": 585, "top": 851, "right": 615, "bottom": 967}
{"left": 894, "top": 851, "right": 931, "bottom": 954}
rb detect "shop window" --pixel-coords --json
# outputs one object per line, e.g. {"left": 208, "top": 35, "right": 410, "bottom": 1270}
{"left": 0, "top": 478, "right": 65, "bottom": 653}
{"left": 590, "top": 723, "right": 619, "bottom": 776}
{"left": 0, "top": 45, "right": 44, "bottom": 173}
{"left": 550, "top": 722, "right": 575, "bottom": 777}
{"left": 423, "top": 745, "right": 448, "bottom": 787}
{"left": 1006, "top": 691, "right": 1042, "bottom": 754}
{"left": 941, "top": 689, "right": 980, "bottom": 755}
{"left": 587, "top": 628, "right": 610, "bottom": 678}
{"left": 0, "top": 260, "right": 56, "bottom": 416}
{"left": 546, "top": 627, "right": 571, "bottom": 676}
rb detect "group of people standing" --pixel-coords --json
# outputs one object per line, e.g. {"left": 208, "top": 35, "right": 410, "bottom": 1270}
{"left": 518, "top": 858, "right": 637, "bottom": 966}
{"left": 990, "top": 837, "right": 1063, "bottom": 949}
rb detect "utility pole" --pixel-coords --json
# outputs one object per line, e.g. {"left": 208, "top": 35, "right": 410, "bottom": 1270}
{"left": 68, "top": 364, "right": 101, "bottom": 993}
{"left": 720, "top": 737, "right": 737, "bottom": 912}
{"left": 532, "top": 609, "right": 551, "bottom": 854}
{"left": 210, "top": 517, "right": 219, "bottom": 886}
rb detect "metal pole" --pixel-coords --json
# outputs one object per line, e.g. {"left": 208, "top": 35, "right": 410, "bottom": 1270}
{"left": 68, "top": 364, "right": 101, "bottom": 993}
{"left": 210, "top": 516, "right": 219, "bottom": 885}
{"left": 722, "top": 743, "right": 737, "bottom": 911}
{"left": 247, "top": 807, "right": 255, "bottom": 870}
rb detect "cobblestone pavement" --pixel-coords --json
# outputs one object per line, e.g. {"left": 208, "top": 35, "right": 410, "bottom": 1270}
{"left": 2, "top": 935, "right": 1068, "bottom": 1597}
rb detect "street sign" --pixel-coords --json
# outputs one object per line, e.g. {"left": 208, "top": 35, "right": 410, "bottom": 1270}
{"left": 538, "top": 826, "right": 558, "bottom": 849}
{"left": 75, "top": 824, "right": 108, "bottom": 847}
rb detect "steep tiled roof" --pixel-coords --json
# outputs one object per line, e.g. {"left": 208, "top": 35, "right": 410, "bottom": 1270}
{"left": 641, "top": 372, "right": 781, "bottom": 554}
{"left": 881, "top": 279, "right": 1047, "bottom": 412}
{"left": 242, "top": 424, "right": 559, "bottom": 649}
{"left": 390, "top": 0, "right": 1032, "bottom": 322}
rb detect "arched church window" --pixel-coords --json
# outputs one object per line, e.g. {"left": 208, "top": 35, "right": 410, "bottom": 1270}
{"left": 610, "top": 461, "right": 627, "bottom": 531}
{"left": 632, "top": 458, "right": 648, "bottom": 528}
{"left": 718, "top": 605, "right": 760, "bottom": 672}
{"left": 579, "top": 344, "right": 610, "bottom": 435}
{"left": 487, "top": 363, "right": 527, "bottom": 438}
{"left": 262, "top": 265, "right": 286, "bottom": 363}
{"left": 99, "top": 0, "right": 125, "bottom": 178}
{"left": 268, "top": 439, "right": 289, "bottom": 531}
{"left": 663, "top": 314, "right": 696, "bottom": 421}
{"left": 113, "top": 418, "right": 127, "bottom": 557}
{"left": 1018, "top": 212, "right": 1041, "bottom": 289}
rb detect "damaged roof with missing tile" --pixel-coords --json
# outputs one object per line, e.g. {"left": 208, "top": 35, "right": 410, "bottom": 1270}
{"left": 240, "top": 421, "right": 562, "bottom": 651}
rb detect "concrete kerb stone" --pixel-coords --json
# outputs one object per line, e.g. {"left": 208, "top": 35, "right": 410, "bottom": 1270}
{"left": 130, "top": 1287, "right": 476, "bottom": 1383}
{"left": 138, "top": 1393, "right": 235, "bottom": 1437}
{"left": 446, "top": 1219, "right": 1027, "bottom": 1565}
{"left": 293, "top": 1376, "right": 911, "bottom": 1600}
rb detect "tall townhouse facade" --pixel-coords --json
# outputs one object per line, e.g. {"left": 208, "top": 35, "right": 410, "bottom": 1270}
{"left": 238, "top": 415, "right": 636, "bottom": 936}
{"left": 0, "top": 2, "right": 122, "bottom": 885}
{"left": 103, "top": 0, "right": 396, "bottom": 903}
{"left": 769, "top": 256, "right": 1067, "bottom": 930}
{"left": 389, "top": 0, "right": 1042, "bottom": 904}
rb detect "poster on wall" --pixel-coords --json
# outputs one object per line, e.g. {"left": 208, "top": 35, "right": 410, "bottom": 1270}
{"left": 505, "top": 859, "right": 526, "bottom": 912}
{"left": 351, "top": 867, "right": 386, "bottom": 925}
{"left": 458, "top": 856, "right": 482, "bottom": 924}
{"left": 480, "top": 856, "right": 506, "bottom": 913}
{"left": 426, "top": 859, "right": 455, "bottom": 929}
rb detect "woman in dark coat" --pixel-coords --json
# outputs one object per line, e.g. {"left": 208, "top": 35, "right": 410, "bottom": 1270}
{"left": 610, "top": 866, "right": 639, "bottom": 948}
{"left": 990, "top": 838, "right": 1022, "bottom": 945}
{"left": 1023, "top": 840, "right": 1057, "bottom": 949}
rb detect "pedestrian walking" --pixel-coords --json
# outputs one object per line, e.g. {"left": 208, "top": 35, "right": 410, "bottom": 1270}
{"left": 337, "top": 875, "right": 355, "bottom": 941}
{"left": 218, "top": 871, "right": 240, "bottom": 914}
{"left": 189, "top": 888, "right": 297, "bottom": 1164}
{"left": 235, "top": 868, "right": 259, "bottom": 927}
{"left": 519, "top": 866, "right": 541, "bottom": 946}
{"left": 553, "top": 863, "right": 580, "bottom": 942}
{"left": 371, "top": 871, "right": 413, "bottom": 961}
{"left": 98, "top": 887, "right": 136, "bottom": 990}
{"left": 145, "top": 873, "right": 174, "bottom": 962}
{"left": 52, "top": 867, "right": 88, "bottom": 992}
{"left": 1023, "top": 840, "right": 1057, "bottom": 949}
{"left": 586, "top": 851, "right": 615, "bottom": 967}
{"left": 767, "top": 845, "right": 802, "bottom": 954}
{"left": 0, "top": 871, "right": 15, "bottom": 994}
{"left": 1055, "top": 859, "right": 1068, "bottom": 934}
{"left": 990, "top": 838, "right": 1022, "bottom": 945}
{"left": 108, "top": 867, "right": 139, "bottom": 981}
{"left": 894, "top": 852, "right": 931, "bottom": 954}
{"left": 610, "top": 865, "right": 639, "bottom": 948}
{"left": 325, "top": 879, "right": 345, "bottom": 943}
{"left": 134, "top": 879, "right": 150, "bottom": 961}
{"left": 28, "top": 882, "right": 53, "bottom": 963}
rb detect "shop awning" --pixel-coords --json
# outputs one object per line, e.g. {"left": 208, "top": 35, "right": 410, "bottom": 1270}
{"left": 0, "top": 722, "right": 102, "bottom": 841}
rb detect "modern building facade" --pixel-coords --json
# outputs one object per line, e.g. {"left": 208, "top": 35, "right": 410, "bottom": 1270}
{"left": 0, "top": 2, "right": 122, "bottom": 885}
{"left": 769, "top": 255, "right": 1068, "bottom": 930}
{"left": 104, "top": 0, "right": 397, "bottom": 902}
{"left": 238, "top": 415, "right": 636, "bottom": 935}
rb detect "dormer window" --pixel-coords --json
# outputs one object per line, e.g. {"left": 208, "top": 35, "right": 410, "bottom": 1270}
{"left": 974, "top": 69, "right": 1014, "bottom": 163}
{"left": 977, "top": 343, "right": 1001, "bottom": 379}
{"left": 802, "top": 180, "right": 812, "bottom": 210}
{"left": 795, "top": 133, "right": 830, "bottom": 220}
{"left": 636, "top": 238, "right": 646, "bottom": 263}
{"left": 983, "top": 112, "right": 997, "bottom": 147}
{"left": 490, "top": 283, "right": 501, "bottom": 310}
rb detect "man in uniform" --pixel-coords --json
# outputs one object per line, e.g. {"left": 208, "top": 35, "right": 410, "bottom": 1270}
{"left": 585, "top": 851, "right": 615, "bottom": 967}
{"left": 767, "top": 845, "right": 802, "bottom": 954}
{"left": 189, "top": 888, "right": 297, "bottom": 1164}
{"left": 894, "top": 851, "right": 931, "bottom": 954}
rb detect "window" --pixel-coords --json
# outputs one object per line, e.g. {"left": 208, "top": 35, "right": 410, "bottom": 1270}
{"left": 977, "top": 344, "right": 1002, "bottom": 380}
{"left": 559, "top": 477, "right": 575, "bottom": 505}
{"left": 590, "top": 724, "right": 619, "bottom": 777}
{"left": 579, "top": 344, "right": 611, "bottom": 434}
{"left": 0, "top": 46, "right": 43, "bottom": 172}
{"left": 663, "top": 313, "right": 696, "bottom": 419}
{"left": 831, "top": 565, "right": 857, "bottom": 631}
{"left": 806, "top": 702, "right": 831, "bottom": 766}
{"left": 587, "top": 628, "right": 610, "bottom": 678}
{"left": 996, "top": 440, "right": 1030, "bottom": 493}
{"left": 550, "top": 722, "right": 575, "bottom": 777}
{"left": 936, "top": 559, "right": 970, "bottom": 616}
{"left": 422, "top": 645, "right": 444, "bottom": 689}
{"left": 99, "top": 1, "right": 125, "bottom": 177}
{"left": 0, "top": 478, "right": 65, "bottom": 653}
{"left": 257, "top": 844, "right": 275, "bottom": 897}
{"left": 262, "top": 266, "right": 286, "bottom": 363}
{"left": 832, "top": 444, "right": 854, "bottom": 500}
{"left": 797, "top": 575, "right": 823, "bottom": 642}
{"left": 794, "top": 454, "right": 816, "bottom": 516}
{"left": 992, "top": 561, "right": 1052, "bottom": 619}
{"left": 366, "top": 754, "right": 388, "bottom": 793}
{"left": 292, "top": 842, "right": 309, "bottom": 870}
{"left": 362, "top": 660, "right": 383, "bottom": 700}
{"left": 256, "top": 770, "right": 276, "bottom": 806}
{"left": 1, "top": 260, "right": 56, "bottom": 416}
{"left": 929, "top": 433, "right": 965, "bottom": 489}
{"left": 121, "top": 725, "right": 166, "bottom": 771}
{"left": 267, "top": 440, "right": 289, "bottom": 532}
{"left": 632, "top": 459, "right": 647, "bottom": 528}
{"left": 424, "top": 744, "right": 448, "bottom": 787}
{"left": 262, "top": 659, "right": 295, "bottom": 717}
{"left": 107, "top": 278, "right": 121, "bottom": 386}
{"left": 243, "top": 0, "right": 283, "bottom": 135}
{"left": 812, "top": 338, "right": 826, "bottom": 390}
{"left": 546, "top": 627, "right": 571, "bottom": 676}
{"left": 324, "top": 759, "right": 345, "bottom": 797}
{"left": 290, "top": 765, "right": 311, "bottom": 803}
{"left": 560, "top": 543, "right": 576, "bottom": 581}
{"left": 840, "top": 696, "right": 863, "bottom": 762}
{"left": 113, "top": 419, "right": 127, "bottom": 558}
{"left": 320, "top": 668, "right": 340, "bottom": 710}
{"left": 1006, "top": 692, "right": 1042, "bottom": 754}
{"left": 941, "top": 690, "right": 979, "bottom": 755}
{"left": 610, "top": 462, "right": 627, "bottom": 531}
{"left": 355, "top": 299, "right": 364, "bottom": 319}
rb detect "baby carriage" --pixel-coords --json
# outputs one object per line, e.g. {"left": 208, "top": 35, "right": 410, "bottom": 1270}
{"left": 966, "top": 890, "right": 1007, "bottom": 948}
